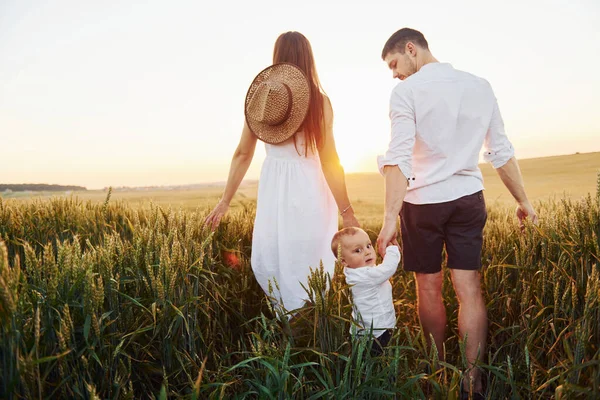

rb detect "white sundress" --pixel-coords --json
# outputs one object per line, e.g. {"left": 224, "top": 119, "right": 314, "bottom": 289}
{"left": 251, "top": 132, "right": 338, "bottom": 312}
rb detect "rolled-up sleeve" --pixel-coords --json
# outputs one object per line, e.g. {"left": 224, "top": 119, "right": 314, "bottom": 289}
{"left": 377, "top": 84, "right": 416, "bottom": 180}
{"left": 483, "top": 94, "right": 515, "bottom": 169}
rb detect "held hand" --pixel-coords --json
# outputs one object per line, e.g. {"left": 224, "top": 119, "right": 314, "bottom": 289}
{"left": 377, "top": 220, "right": 398, "bottom": 258}
{"left": 516, "top": 201, "right": 538, "bottom": 232}
{"left": 204, "top": 200, "right": 230, "bottom": 231}
{"left": 342, "top": 213, "right": 360, "bottom": 228}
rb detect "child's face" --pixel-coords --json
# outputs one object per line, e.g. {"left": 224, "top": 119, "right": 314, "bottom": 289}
{"left": 341, "top": 230, "right": 376, "bottom": 269}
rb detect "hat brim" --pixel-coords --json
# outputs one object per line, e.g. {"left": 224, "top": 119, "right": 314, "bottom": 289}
{"left": 244, "top": 63, "right": 311, "bottom": 145}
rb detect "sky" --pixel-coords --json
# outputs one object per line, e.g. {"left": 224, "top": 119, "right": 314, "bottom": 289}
{"left": 1, "top": 0, "right": 599, "bottom": 189}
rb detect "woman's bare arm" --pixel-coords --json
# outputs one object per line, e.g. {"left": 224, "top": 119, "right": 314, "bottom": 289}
{"left": 318, "top": 97, "right": 360, "bottom": 228}
{"left": 204, "top": 121, "right": 258, "bottom": 229}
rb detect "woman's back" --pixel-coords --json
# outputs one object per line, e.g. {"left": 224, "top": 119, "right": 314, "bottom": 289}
{"left": 264, "top": 131, "right": 318, "bottom": 161}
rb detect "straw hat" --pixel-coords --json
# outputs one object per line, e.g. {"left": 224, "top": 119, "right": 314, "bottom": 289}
{"left": 244, "top": 63, "right": 311, "bottom": 144}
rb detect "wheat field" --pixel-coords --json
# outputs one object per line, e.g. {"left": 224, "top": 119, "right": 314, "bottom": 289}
{"left": 0, "top": 153, "right": 599, "bottom": 398}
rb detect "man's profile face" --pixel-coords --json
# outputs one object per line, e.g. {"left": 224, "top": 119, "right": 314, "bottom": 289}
{"left": 384, "top": 44, "right": 418, "bottom": 80}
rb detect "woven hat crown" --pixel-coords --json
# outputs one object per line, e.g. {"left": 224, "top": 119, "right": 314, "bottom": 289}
{"left": 246, "top": 81, "right": 292, "bottom": 126}
{"left": 244, "top": 63, "right": 311, "bottom": 144}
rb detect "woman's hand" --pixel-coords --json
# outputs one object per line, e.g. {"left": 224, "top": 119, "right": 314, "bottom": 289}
{"left": 342, "top": 212, "right": 360, "bottom": 228}
{"left": 204, "top": 200, "right": 230, "bottom": 231}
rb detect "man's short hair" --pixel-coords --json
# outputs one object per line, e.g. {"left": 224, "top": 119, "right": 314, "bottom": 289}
{"left": 381, "top": 28, "right": 429, "bottom": 60}
{"left": 330, "top": 227, "right": 362, "bottom": 257}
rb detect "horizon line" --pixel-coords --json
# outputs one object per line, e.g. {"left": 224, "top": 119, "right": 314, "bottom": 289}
{"left": 3, "top": 150, "right": 598, "bottom": 191}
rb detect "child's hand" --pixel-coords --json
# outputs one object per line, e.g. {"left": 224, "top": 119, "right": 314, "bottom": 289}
{"left": 380, "top": 243, "right": 399, "bottom": 258}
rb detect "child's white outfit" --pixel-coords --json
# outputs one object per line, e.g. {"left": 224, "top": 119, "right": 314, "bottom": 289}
{"left": 343, "top": 246, "right": 400, "bottom": 338}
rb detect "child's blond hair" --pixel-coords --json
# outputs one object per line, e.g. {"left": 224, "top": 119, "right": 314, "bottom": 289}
{"left": 330, "top": 227, "right": 364, "bottom": 257}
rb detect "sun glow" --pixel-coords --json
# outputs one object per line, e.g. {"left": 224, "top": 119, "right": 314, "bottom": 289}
{"left": 338, "top": 148, "right": 378, "bottom": 174}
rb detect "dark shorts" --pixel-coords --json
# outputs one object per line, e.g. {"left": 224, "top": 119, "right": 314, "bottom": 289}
{"left": 400, "top": 191, "right": 487, "bottom": 274}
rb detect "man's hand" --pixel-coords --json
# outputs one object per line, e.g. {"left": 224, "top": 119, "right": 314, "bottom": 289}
{"left": 516, "top": 201, "right": 538, "bottom": 232}
{"left": 495, "top": 157, "right": 538, "bottom": 232}
{"left": 377, "top": 219, "right": 398, "bottom": 258}
{"left": 378, "top": 165, "right": 407, "bottom": 257}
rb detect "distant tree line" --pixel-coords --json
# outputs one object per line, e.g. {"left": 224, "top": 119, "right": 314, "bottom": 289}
{"left": 0, "top": 184, "right": 87, "bottom": 192}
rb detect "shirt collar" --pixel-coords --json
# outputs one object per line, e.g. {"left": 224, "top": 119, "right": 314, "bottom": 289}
{"left": 420, "top": 62, "right": 452, "bottom": 72}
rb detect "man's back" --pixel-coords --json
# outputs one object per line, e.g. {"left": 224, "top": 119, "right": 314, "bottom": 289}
{"left": 380, "top": 62, "right": 514, "bottom": 204}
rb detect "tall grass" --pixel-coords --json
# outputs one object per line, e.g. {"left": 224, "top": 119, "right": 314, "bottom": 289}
{"left": 0, "top": 176, "right": 599, "bottom": 399}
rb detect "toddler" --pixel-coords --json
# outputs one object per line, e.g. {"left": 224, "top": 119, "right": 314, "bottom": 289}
{"left": 331, "top": 227, "right": 400, "bottom": 355}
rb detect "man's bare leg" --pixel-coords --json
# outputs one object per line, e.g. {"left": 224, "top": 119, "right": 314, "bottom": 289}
{"left": 415, "top": 271, "right": 446, "bottom": 361}
{"left": 451, "top": 269, "right": 487, "bottom": 393}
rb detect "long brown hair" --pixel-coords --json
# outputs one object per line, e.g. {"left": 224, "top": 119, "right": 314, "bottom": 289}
{"left": 273, "top": 31, "right": 325, "bottom": 155}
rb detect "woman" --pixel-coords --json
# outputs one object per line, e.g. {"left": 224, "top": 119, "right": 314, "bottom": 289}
{"left": 205, "top": 31, "right": 359, "bottom": 313}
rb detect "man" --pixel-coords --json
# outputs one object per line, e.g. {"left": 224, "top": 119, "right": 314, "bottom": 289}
{"left": 376, "top": 28, "right": 538, "bottom": 398}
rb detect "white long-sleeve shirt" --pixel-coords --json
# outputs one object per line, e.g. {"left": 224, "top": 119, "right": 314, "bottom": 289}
{"left": 344, "top": 246, "right": 400, "bottom": 338}
{"left": 377, "top": 62, "right": 515, "bottom": 204}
